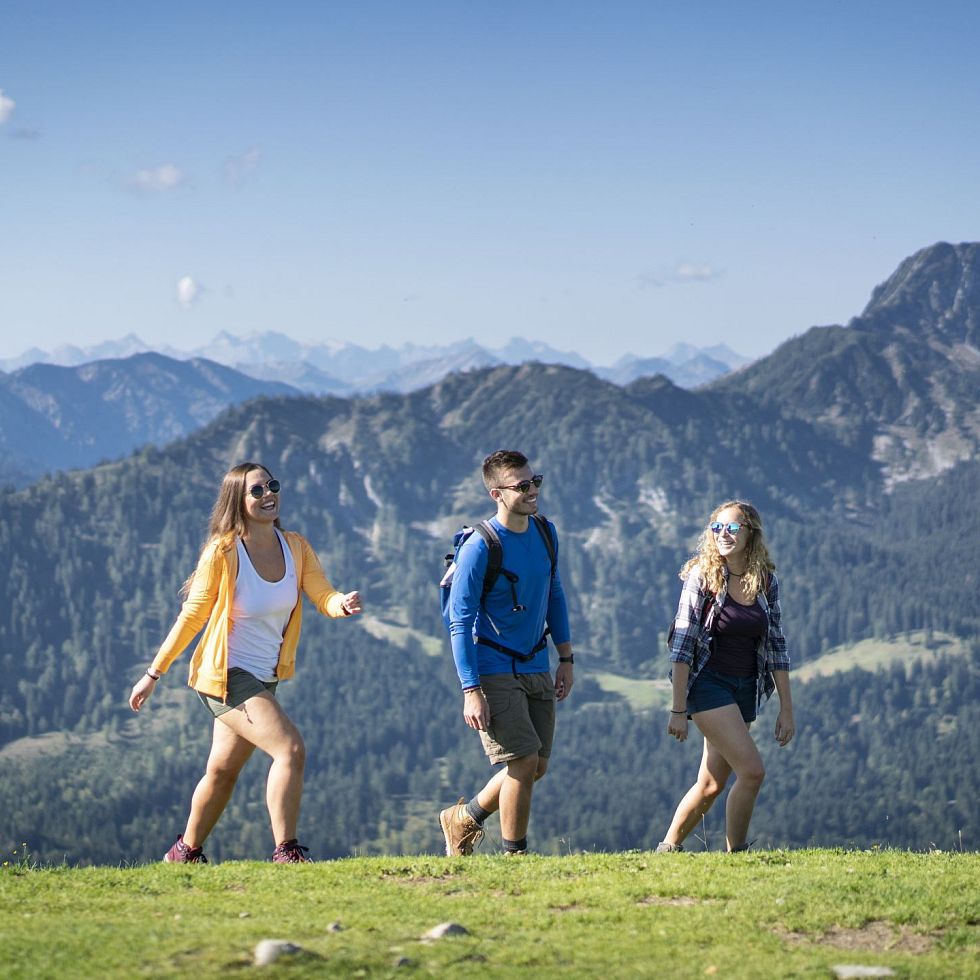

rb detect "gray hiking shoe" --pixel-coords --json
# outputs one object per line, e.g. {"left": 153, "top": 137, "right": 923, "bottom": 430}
{"left": 655, "top": 841, "right": 684, "bottom": 853}
{"left": 439, "top": 798, "right": 485, "bottom": 856}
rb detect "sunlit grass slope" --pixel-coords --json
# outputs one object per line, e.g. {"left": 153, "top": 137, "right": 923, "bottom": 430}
{"left": 2, "top": 850, "right": 977, "bottom": 978}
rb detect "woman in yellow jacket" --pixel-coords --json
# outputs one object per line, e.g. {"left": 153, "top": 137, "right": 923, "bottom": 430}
{"left": 128, "top": 461, "right": 361, "bottom": 864}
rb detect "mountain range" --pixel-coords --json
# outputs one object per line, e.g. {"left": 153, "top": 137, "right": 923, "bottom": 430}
{"left": 0, "top": 354, "right": 297, "bottom": 484}
{"left": 0, "top": 338, "right": 749, "bottom": 482}
{"left": 713, "top": 241, "right": 980, "bottom": 485}
{"left": 0, "top": 241, "right": 977, "bottom": 863}
{"left": 0, "top": 333, "right": 750, "bottom": 396}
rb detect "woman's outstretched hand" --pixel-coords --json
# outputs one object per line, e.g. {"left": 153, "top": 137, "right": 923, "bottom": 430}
{"left": 129, "top": 673, "right": 157, "bottom": 712}
{"left": 341, "top": 591, "right": 362, "bottom": 615}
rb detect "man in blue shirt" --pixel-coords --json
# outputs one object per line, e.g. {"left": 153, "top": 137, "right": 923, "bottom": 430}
{"left": 440, "top": 449, "right": 574, "bottom": 855}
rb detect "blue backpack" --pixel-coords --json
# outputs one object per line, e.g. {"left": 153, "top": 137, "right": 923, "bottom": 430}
{"left": 440, "top": 515, "right": 556, "bottom": 665}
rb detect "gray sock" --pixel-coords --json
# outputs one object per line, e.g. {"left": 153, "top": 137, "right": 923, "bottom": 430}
{"left": 465, "top": 798, "right": 491, "bottom": 825}
{"left": 502, "top": 836, "right": 527, "bottom": 852}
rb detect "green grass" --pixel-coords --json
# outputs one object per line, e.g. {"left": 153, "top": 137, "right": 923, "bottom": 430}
{"left": 794, "top": 631, "right": 969, "bottom": 682}
{"left": 2, "top": 850, "right": 977, "bottom": 978}
{"left": 588, "top": 670, "right": 669, "bottom": 710}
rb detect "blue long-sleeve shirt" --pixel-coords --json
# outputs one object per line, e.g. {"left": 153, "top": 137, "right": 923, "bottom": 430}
{"left": 448, "top": 517, "right": 571, "bottom": 689}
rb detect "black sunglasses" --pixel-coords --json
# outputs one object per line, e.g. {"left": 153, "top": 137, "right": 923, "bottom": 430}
{"left": 247, "top": 479, "right": 281, "bottom": 499}
{"left": 496, "top": 474, "right": 544, "bottom": 494}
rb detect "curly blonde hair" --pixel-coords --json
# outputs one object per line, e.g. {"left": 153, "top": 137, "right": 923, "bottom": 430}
{"left": 679, "top": 499, "right": 775, "bottom": 600}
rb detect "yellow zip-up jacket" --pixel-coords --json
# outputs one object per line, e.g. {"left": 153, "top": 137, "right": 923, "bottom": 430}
{"left": 150, "top": 530, "right": 350, "bottom": 700}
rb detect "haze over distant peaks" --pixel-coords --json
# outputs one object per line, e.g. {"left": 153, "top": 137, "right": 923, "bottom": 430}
{"left": 0, "top": 334, "right": 748, "bottom": 392}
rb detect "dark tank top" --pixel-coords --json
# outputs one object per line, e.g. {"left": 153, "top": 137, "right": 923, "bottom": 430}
{"left": 709, "top": 594, "right": 767, "bottom": 677}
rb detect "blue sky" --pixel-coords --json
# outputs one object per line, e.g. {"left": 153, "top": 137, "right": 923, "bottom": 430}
{"left": 2, "top": 1, "right": 979, "bottom": 365}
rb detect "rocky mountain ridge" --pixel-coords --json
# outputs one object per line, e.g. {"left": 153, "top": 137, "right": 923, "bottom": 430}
{"left": 0, "top": 353, "right": 299, "bottom": 482}
{"left": 711, "top": 241, "right": 980, "bottom": 485}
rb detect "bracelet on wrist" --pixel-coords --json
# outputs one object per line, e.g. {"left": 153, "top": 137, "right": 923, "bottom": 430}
{"left": 670, "top": 708, "right": 687, "bottom": 714}
{"left": 463, "top": 685, "right": 483, "bottom": 694}
{"left": 146, "top": 669, "right": 161, "bottom": 681}
{"left": 559, "top": 655, "right": 574, "bottom": 663}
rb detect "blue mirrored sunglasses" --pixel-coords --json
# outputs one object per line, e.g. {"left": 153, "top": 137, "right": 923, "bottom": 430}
{"left": 709, "top": 521, "right": 743, "bottom": 535}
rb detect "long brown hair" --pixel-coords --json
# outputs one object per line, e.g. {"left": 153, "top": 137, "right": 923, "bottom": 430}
{"left": 679, "top": 499, "right": 774, "bottom": 600}
{"left": 181, "top": 462, "right": 281, "bottom": 596}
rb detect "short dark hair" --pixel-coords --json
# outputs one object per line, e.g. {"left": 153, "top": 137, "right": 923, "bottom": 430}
{"left": 482, "top": 449, "right": 528, "bottom": 491}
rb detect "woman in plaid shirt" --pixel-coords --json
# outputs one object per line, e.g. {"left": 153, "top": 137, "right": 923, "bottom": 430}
{"left": 656, "top": 500, "right": 794, "bottom": 853}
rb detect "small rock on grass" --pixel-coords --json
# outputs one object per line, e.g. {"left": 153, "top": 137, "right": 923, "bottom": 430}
{"left": 326, "top": 921, "right": 344, "bottom": 933}
{"left": 394, "top": 956, "right": 415, "bottom": 968}
{"left": 422, "top": 922, "right": 469, "bottom": 940}
{"left": 254, "top": 939, "right": 303, "bottom": 966}
{"left": 831, "top": 967, "right": 896, "bottom": 978}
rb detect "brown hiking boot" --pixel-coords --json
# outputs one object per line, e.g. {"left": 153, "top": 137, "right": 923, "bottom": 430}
{"left": 439, "top": 798, "right": 485, "bottom": 856}
{"left": 655, "top": 841, "right": 684, "bottom": 853}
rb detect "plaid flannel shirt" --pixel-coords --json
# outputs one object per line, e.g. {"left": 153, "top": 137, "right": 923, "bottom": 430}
{"left": 668, "top": 567, "right": 790, "bottom": 707}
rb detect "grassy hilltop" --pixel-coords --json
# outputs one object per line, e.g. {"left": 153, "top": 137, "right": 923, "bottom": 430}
{"left": 2, "top": 850, "right": 977, "bottom": 978}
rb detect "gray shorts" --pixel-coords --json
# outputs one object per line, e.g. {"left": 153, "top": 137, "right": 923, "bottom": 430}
{"left": 198, "top": 667, "right": 278, "bottom": 718}
{"left": 478, "top": 671, "right": 556, "bottom": 764}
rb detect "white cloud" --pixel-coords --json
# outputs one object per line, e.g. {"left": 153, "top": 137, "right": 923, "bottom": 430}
{"left": 129, "top": 163, "right": 186, "bottom": 193}
{"left": 637, "top": 262, "right": 723, "bottom": 289}
{"left": 176, "top": 276, "right": 202, "bottom": 308}
{"left": 223, "top": 147, "right": 261, "bottom": 185}
{"left": 0, "top": 90, "right": 15, "bottom": 124}
{"left": 673, "top": 263, "right": 721, "bottom": 283}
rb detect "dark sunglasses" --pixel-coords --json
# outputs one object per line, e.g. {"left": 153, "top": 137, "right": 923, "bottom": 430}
{"left": 710, "top": 521, "right": 743, "bottom": 535}
{"left": 247, "top": 479, "right": 281, "bottom": 499}
{"left": 496, "top": 474, "right": 544, "bottom": 494}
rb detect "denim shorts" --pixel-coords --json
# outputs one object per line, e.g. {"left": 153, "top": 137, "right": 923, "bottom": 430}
{"left": 198, "top": 667, "right": 278, "bottom": 718}
{"left": 687, "top": 667, "right": 757, "bottom": 723}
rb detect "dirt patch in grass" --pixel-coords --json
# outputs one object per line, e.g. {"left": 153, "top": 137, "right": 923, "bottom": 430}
{"left": 379, "top": 867, "right": 457, "bottom": 883}
{"left": 637, "top": 895, "right": 719, "bottom": 907}
{"left": 775, "top": 921, "right": 936, "bottom": 953}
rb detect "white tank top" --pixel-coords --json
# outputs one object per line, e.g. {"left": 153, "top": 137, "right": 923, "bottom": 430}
{"left": 227, "top": 529, "right": 299, "bottom": 681}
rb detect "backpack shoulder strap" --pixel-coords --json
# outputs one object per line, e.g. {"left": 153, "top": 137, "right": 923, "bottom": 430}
{"left": 700, "top": 590, "right": 716, "bottom": 628}
{"left": 530, "top": 513, "right": 557, "bottom": 577}
{"left": 473, "top": 520, "right": 503, "bottom": 600}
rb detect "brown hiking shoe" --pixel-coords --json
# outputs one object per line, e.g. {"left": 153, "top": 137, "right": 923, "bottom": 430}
{"left": 439, "top": 798, "right": 485, "bottom": 856}
{"left": 163, "top": 834, "right": 208, "bottom": 864}
{"left": 655, "top": 841, "right": 684, "bottom": 853}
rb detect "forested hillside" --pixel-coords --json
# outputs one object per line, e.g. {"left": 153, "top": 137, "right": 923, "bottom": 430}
{"left": 1, "top": 242, "right": 978, "bottom": 862}
{"left": 0, "top": 365, "right": 977, "bottom": 861}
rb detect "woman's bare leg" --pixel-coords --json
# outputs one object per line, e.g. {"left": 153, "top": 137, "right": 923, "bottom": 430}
{"left": 692, "top": 705, "right": 765, "bottom": 850}
{"left": 212, "top": 692, "right": 306, "bottom": 845}
{"left": 661, "top": 727, "right": 733, "bottom": 847}
{"left": 183, "top": 720, "right": 255, "bottom": 847}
